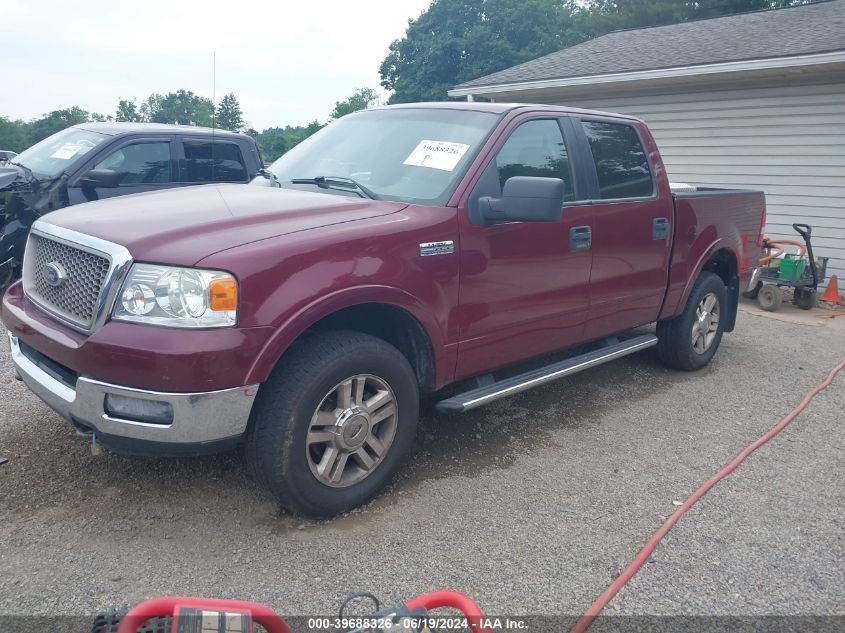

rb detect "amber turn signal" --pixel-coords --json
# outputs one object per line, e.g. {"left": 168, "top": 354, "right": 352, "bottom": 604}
{"left": 209, "top": 277, "right": 238, "bottom": 311}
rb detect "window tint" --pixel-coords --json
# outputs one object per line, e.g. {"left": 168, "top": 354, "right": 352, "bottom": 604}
{"left": 581, "top": 121, "right": 653, "bottom": 199}
{"left": 182, "top": 141, "right": 247, "bottom": 182}
{"left": 495, "top": 119, "right": 574, "bottom": 200}
{"left": 94, "top": 142, "right": 171, "bottom": 184}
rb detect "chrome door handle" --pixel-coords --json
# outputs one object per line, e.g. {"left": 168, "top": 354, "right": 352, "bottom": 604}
{"left": 653, "top": 217, "right": 669, "bottom": 240}
{"left": 569, "top": 226, "right": 592, "bottom": 251}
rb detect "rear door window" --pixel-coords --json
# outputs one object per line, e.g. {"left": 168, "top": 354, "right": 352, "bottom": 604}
{"left": 181, "top": 140, "right": 248, "bottom": 183}
{"left": 580, "top": 121, "right": 654, "bottom": 200}
{"left": 93, "top": 141, "right": 172, "bottom": 184}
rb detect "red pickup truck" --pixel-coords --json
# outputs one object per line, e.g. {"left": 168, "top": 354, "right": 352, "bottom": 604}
{"left": 2, "top": 103, "right": 765, "bottom": 516}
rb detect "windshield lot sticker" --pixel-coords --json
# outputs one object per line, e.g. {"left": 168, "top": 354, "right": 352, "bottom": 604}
{"left": 50, "top": 143, "right": 85, "bottom": 160}
{"left": 404, "top": 140, "right": 470, "bottom": 171}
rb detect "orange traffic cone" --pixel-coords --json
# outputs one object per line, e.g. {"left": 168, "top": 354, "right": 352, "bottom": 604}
{"left": 821, "top": 275, "right": 842, "bottom": 304}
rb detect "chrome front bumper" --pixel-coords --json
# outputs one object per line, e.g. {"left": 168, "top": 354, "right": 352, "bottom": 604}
{"left": 7, "top": 331, "right": 259, "bottom": 448}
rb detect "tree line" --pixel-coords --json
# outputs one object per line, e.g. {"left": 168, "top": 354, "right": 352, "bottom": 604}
{"left": 379, "top": 0, "right": 813, "bottom": 103}
{"left": 1, "top": 1, "right": 813, "bottom": 162}
{"left": 0, "top": 87, "right": 377, "bottom": 163}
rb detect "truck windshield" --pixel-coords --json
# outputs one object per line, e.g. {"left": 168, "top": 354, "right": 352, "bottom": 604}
{"left": 266, "top": 108, "right": 500, "bottom": 205}
{"left": 12, "top": 128, "right": 109, "bottom": 178}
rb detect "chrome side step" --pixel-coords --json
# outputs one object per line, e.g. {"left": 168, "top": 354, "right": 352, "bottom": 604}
{"left": 435, "top": 334, "right": 658, "bottom": 414}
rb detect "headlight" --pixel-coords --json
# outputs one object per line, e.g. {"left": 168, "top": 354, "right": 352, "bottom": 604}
{"left": 113, "top": 264, "right": 238, "bottom": 328}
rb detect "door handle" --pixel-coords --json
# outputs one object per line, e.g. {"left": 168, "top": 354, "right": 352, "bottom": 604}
{"left": 653, "top": 217, "right": 669, "bottom": 240}
{"left": 569, "top": 226, "right": 592, "bottom": 251}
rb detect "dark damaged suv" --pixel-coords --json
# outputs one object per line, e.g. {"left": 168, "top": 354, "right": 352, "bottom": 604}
{"left": 0, "top": 123, "right": 263, "bottom": 288}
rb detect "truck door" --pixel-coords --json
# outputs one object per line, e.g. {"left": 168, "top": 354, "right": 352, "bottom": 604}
{"left": 68, "top": 137, "right": 179, "bottom": 204}
{"left": 455, "top": 116, "right": 594, "bottom": 379}
{"left": 572, "top": 118, "right": 673, "bottom": 339}
{"left": 176, "top": 137, "right": 252, "bottom": 184}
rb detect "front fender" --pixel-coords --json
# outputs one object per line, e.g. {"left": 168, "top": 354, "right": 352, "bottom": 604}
{"left": 196, "top": 204, "right": 461, "bottom": 389}
{"left": 244, "top": 284, "right": 449, "bottom": 386}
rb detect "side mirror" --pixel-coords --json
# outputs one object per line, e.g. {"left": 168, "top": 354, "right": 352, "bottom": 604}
{"left": 79, "top": 168, "right": 121, "bottom": 188}
{"left": 479, "top": 176, "right": 564, "bottom": 223}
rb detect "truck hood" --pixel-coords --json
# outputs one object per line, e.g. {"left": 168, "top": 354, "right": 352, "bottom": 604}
{"left": 41, "top": 184, "right": 408, "bottom": 265}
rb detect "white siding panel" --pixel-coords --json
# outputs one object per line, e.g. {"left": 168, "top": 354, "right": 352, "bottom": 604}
{"left": 545, "top": 81, "right": 845, "bottom": 287}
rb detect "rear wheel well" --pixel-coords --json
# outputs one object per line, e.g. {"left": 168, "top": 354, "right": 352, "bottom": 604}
{"left": 702, "top": 248, "right": 737, "bottom": 286}
{"left": 295, "top": 303, "right": 435, "bottom": 390}
{"left": 701, "top": 248, "right": 739, "bottom": 332}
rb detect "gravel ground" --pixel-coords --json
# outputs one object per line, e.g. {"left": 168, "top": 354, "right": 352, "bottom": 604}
{"left": 0, "top": 307, "right": 843, "bottom": 625}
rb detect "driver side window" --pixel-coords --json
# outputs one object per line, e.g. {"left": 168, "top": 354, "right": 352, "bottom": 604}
{"left": 94, "top": 142, "right": 172, "bottom": 185}
{"left": 494, "top": 119, "right": 574, "bottom": 200}
{"left": 468, "top": 118, "right": 574, "bottom": 224}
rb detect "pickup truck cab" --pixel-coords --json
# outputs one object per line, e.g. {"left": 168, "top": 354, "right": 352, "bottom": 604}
{"left": 0, "top": 123, "right": 263, "bottom": 289}
{"left": 1, "top": 103, "right": 765, "bottom": 516}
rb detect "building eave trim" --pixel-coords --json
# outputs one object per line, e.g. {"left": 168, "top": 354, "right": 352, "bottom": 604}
{"left": 447, "top": 50, "right": 845, "bottom": 97}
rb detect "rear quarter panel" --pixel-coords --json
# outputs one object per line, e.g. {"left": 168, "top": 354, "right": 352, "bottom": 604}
{"left": 660, "top": 189, "right": 765, "bottom": 319}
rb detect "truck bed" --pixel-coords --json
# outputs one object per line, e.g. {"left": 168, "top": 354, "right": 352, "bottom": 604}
{"left": 660, "top": 186, "right": 766, "bottom": 320}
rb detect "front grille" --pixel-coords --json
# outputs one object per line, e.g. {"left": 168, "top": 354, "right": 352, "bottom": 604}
{"left": 25, "top": 233, "right": 111, "bottom": 329}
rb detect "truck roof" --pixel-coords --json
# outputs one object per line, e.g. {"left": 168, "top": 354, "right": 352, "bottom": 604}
{"left": 373, "top": 101, "right": 641, "bottom": 122}
{"left": 72, "top": 122, "right": 251, "bottom": 138}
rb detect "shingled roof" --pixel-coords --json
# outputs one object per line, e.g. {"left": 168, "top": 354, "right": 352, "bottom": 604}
{"left": 452, "top": 0, "right": 845, "bottom": 91}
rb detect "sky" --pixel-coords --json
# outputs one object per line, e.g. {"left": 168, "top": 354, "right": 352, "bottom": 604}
{"left": 0, "top": 0, "right": 432, "bottom": 130}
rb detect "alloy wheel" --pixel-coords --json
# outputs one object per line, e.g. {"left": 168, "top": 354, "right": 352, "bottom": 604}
{"left": 305, "top": 374, "right": 397, "bottom": 488}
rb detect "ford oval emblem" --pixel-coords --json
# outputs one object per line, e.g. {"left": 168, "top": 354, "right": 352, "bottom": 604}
{"left": 44, "top": 262, "right": 66, "bottom": 288}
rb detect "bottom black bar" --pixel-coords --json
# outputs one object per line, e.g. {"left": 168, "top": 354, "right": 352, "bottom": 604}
{"left": 1, "top": 615, "right": 843, "bottom": 633}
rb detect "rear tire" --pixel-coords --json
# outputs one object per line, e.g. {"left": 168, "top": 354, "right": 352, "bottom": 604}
{"left": 657, "top": 272, "right": 727, "bottom": 371}
{"left": 793, "top": 287, "right": 817, "bottom": 310}
{"left": 245, "top": 331, "right": 419, "bottom": 517}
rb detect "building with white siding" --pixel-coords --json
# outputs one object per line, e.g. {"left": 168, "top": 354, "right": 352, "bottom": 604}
{"left": 449, "top": 0, "right": 845, "bottom": 286}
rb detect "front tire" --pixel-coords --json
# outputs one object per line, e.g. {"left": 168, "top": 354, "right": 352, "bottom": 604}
{"left": 657, "top": 272, "right": 728, "bottom": 371}
{"left": 757, "top": 284, "right": 782, "bottom": 312}
{"left": 245, "top": 331, "right": 419, "bottom": 517}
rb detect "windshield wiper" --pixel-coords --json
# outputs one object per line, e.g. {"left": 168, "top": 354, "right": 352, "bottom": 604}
{"left": 258, "top": 168, "right": 282, "bottom": 187}
{"left": 290, "top": 176, "right": 379, "bottom": 200}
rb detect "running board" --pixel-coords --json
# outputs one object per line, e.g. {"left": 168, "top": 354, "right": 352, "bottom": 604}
{"left": 435, "top": 334, "right": 658, "bottom": 414}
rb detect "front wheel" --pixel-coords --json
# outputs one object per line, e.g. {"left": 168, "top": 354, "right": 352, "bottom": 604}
{"left": 757, "top": 284, "right": 782, "bottom": 312}
{"left": 245, "top": 331, "right": 419, "bottom": 517}
{"left": 656, "top": 272, "right": 728, "bottom": 371}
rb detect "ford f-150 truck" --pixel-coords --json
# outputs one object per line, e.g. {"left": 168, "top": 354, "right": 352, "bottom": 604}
{"left": 1, "top": 103, "right": 765, "bottom": 517}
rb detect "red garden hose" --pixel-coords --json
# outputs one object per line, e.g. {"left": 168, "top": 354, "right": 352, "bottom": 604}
{"left": 570, "top": 358, "right": 845, "bottom": 633}
{"left": 114, "top": 359, "right": 844, "bottom": 633}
